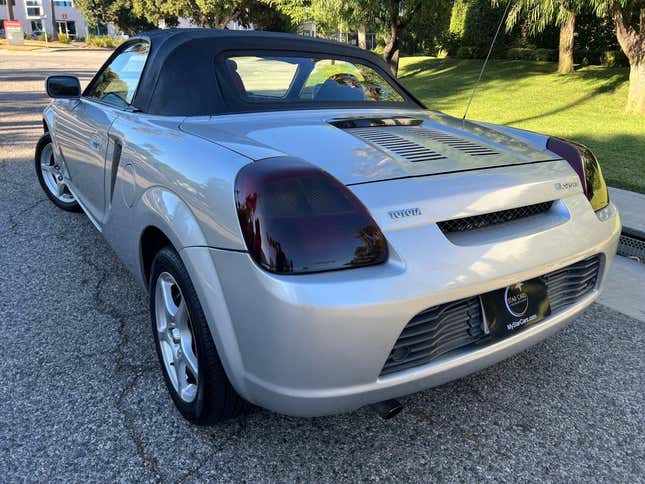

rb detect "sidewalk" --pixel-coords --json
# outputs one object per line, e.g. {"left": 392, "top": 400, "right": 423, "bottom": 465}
{"left": 592, "top": 188, "right": 644, "bottom": 320}
{"left": 610, "top": 187, "right": 645, "bottom": 238}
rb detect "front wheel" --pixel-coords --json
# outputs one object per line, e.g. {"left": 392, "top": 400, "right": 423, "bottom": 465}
{"left": 149, "top": 247, "right": 245, "bottom": 425}
{"left": 35, "top": 133, "right": 80, "bottom": 211}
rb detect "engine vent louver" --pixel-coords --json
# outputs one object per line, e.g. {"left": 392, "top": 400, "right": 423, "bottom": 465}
{"left": 347, "top": 125, "right": 501, "bottom": 162}
{"left": 349, "top": 127, "right": 447, "bottom": 163}
{"left": 401, "top": 126, "right": 500, "bottom": 157}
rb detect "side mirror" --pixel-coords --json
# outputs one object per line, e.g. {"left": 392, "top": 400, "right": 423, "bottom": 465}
{"left": 46, "top": 75, "right": 81, "bottom": 98}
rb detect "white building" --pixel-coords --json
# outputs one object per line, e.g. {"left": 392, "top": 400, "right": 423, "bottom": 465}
{"left": 1, "top": 0, "right": 253, "bottom": 40}
{"left": 1, "top": 0, "right": 118, "bottom": 38}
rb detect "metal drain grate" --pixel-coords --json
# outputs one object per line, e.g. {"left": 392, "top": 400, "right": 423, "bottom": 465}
{"left": 618, "top": 233, "right": 645, "bottom": 262}
{"left": 349, "top": 127, "right": 447, "bottom": 163}
{"left": 401, "top": 126, "right": 500, "bottom": 157}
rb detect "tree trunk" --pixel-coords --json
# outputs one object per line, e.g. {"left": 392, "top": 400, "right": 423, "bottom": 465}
{"left": 627, "top": 61, "right": 645, "bottom": 115}
{"left": 382, "top": 6, "right": 401, "bottom": 77}
{"left": 612, "top": 5, "right": 645, "bottom": 114}
{"left": 6, "top": 0, "right": 14, "bottom": 21}
{"left": 49, "top": 0, "right": 58, "bottom": 40}
{"left": 558, "top": 13, "right": 575, "bottom": 74}
{"left": 357, "top": 24, "right": 367, "bottom": 49}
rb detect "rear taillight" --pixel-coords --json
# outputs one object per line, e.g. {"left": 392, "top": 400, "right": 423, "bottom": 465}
{"left": 546, "top": 137, "right": 609, "bottom": 211}
{"left": 235, "top": 157, "right": 388, "bottom": 274}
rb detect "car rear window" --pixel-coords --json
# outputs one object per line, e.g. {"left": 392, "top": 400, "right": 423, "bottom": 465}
{"left": 222, "top": 55, "right": 405, "bottom": 105}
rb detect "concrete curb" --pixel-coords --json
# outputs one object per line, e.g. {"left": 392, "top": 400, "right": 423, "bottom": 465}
{"left": 609, "top": 187, "right": 645, "bottom": 237}
{"left": 45, "top": 47, "right": 115, "bottom": 53}
{"left": 609, "top": 187, "right": 645, "bottom": 262}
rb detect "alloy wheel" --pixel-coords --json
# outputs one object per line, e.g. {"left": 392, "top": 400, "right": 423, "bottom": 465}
{"left": 39, "top": 142, "right": 75, "bottom": 203}
{"left": 154, "top": 272, "right": 199, "bottom": 403}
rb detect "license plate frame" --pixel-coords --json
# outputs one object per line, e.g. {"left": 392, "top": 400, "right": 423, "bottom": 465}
{"left": 480, "top": 277, "right": 552, "bottom": 338}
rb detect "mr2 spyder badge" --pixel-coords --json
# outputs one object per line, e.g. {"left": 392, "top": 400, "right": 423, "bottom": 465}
{"left": 554, "top": 181, "right": 579, "bottom": 191}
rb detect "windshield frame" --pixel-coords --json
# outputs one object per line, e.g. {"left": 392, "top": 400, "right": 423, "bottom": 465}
{"left": 214, "top": 49, "right": 421, "bottom": 113}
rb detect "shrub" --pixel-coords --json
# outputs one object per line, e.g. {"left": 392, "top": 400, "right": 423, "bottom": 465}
{"left": 456, "top": 46, "right": 476, "bottom": 59}
{"left": 448, "top": 0, "right": 517, "bottom": 59}
{"left": 441, "top": 32, "right": 462, "bottom": 57}
{"left": 534, "top": 48, "right": 557, "bottom": 62}
{"left": 85, "top": 35, "right": 119, "bottom": 48}
{"left": 506, "top": 48, "right": 537, "bottom": 61}
{"left": 58, "top": 33, "right": 70, "bottom": 44}
{"left": 602, "top": 50, "right": 629, "bottom": 67}
{"left": 574, "top": 48, "right": 602, "bottom": 65}
{"left": 37, "top": 33, "right": 47, "bottom": 42}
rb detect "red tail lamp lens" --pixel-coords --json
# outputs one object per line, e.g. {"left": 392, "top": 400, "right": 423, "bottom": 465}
{"left": 546, "top": 137, "right": 609, "bottom": 211}
{"left": 235, "top": 157, "right": 388, "bottom": 274}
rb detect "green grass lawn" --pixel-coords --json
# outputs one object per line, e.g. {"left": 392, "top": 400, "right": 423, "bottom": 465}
{"left": 398, "top": 57, "right": 645, "bottom": 194}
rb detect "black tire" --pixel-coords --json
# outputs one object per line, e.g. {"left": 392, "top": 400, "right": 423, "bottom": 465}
{"left": 149, "top": 246, "right": 245, "bottom": 425}
{"left": 35, "top": 133, "right": 81, "bottom": 212}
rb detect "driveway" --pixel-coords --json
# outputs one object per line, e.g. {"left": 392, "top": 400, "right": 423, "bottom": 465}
{"left": 1, "top": 49, "right": 643, "bottom": 482}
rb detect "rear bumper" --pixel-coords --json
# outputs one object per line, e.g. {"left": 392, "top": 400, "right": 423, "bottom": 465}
{"left": 182, "top": 199, "right": 620, "bottom": 417}
{"left": 242, "top": 292, "right": 600, "bottom": 416}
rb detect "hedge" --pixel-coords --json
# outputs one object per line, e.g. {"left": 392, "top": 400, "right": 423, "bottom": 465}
{"left": 602, "top": 50, "right": 629, "bottom": 67}
{"left": 456, "top": 46, "right": 477, "bottom": 59}
{"left": 535, "top": 48, "right": 557, "bottom": 62}
{"left": 85, "top": 35, "right": 122, "bottom": 48}
{"left": 506, "top": 48, "right": 537, "bottom": 61}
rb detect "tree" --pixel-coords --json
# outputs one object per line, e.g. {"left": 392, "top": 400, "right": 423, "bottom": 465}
{"left": 267, "top": 0, "right": 365, "bottom": 34}
{"left": 193, "top": 0, "right": 253, "bottom": 27}
{"left": 376, "top": 0, "right": 422, "bottom": 75}
{"left": 590, "top": 0, "right": 645, "bottom": 114}
{"left": 75, "top": 0, "right": 155, "bottom": 34}
{"left": 128, "top": 0, "right": 254, "bottom": 28}
{"left": 501, "top": 0, "right": 586, "bottom": 74}
{"left": 267, "top": 0, "right": 420, "bottom": 74}
{"left": 48, "top": 0, "right": 58, "bottom": 40}
{"left": 246, "top": 1, "right": 295, "bottom": 31}
{"left": 74, "top": 0, "right": 113, "bottom": 30}
{"left": 5, "top": 0, "right": 14, "bottom": 21}
{"left": 402, "top": 0, "right": 453, "bottom": 55}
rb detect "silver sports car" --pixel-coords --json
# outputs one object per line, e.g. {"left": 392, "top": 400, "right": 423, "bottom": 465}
{"left": 37, "top": 29, "right": 620, "bottom": 424}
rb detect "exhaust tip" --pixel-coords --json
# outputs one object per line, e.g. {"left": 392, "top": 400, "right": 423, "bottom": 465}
{"left": 370, "top": 399, "right": 403, "bottom": 420}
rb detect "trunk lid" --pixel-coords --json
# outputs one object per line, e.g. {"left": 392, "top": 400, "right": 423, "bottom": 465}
{"left": 180, "top": 109, "right": 559, "bottom": 185}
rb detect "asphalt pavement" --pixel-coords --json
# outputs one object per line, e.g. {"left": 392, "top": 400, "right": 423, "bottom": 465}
{"left": 1, "top": 49, "right": 643, "bottom": 482}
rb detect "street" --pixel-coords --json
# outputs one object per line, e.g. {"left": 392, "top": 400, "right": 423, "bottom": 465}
{"left": 1, "top": 49, "right": 643, "bottom": 482}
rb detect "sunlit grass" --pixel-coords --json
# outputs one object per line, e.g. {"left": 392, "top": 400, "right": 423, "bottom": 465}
{"left": 399, "top": 57, "right": 645, "bottom": 193}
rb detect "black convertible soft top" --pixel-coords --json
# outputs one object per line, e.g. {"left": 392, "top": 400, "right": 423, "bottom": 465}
{"left": 89, "top": 29, "right": 423, "bottom": 116}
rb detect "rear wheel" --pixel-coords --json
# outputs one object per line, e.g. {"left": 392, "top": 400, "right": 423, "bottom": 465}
{"left": 35, "top": 133, "right": 80, "bottom": 211}
{"left": 149, "top": 247, "right": 244, "bottom": 425}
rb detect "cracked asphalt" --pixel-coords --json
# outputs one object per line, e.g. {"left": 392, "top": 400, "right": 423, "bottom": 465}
{"left": 1, "top": 49, "right": 644, "bottom": 482}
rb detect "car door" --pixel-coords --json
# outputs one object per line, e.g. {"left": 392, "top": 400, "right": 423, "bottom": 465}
{"left": 57, "top": 41, "right": 149, "bottom": 225}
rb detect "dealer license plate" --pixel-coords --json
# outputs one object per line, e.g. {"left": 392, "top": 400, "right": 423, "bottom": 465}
{"left": 480, "top": 278, "right": 552, "bottom": 338}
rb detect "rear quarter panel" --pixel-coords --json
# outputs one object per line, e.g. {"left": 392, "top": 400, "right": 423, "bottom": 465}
{"left": 101, "top": 113, "right": 251, "bottom": 284}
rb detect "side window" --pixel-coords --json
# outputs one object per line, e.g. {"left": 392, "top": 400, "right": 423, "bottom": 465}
{"left": 86, "top": 42, "right": 149, "bottom": 108}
